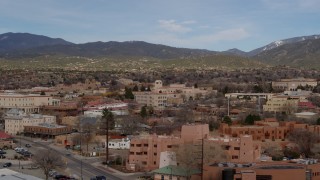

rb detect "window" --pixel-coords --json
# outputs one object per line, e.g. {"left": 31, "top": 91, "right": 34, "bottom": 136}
{"left": 144, "top": 152, "right": 148, "bottom": 155}
{"left": 136, "top": 144, "right": 141, "bottom": 147}
{"left": 154, "top": 144, "right": 157, "bottom": 147}
{"left": 144, "top": 144, "right": 148, "bottom": 147}
{"left": 167, "top": 145, "right": 172, "bottom": 148}
{"left": 234, "top": 147, "right": 240, "bottom": 150}
{"left": 154, "top": 153, "right": 157, "bottom": 156}
{"left": 232, "top": 156, "right": 239, "bottom": 159}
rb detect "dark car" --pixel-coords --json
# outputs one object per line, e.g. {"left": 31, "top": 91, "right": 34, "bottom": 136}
{"left": 3, "top": 162, "right": 12, "bottom": 167}
{"left": 0, "top": 151, "right": 7, "bottom": 154}
{"left": 25, "top": 144, "right": 31, "bottom": 148}
{"left": 91, "top": 176, "right": 106, "bottom": 180}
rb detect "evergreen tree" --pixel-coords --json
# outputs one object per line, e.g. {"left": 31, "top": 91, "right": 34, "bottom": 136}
{"left": 140, "top": 105, "right": 148, "bottom": 118}
{"left": 124, "top": 87, "right": 134, "bottom": 99}
{"left": 222, "top": 116, "right": 232, "bottom": 125}
{"left": 132, "top": 85, "right": 139, "bottom": 92}
{"left": 244, "top": 114, "right": 261, "bottom": 125}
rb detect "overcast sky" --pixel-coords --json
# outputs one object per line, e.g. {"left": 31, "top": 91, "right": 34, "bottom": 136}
{"left": 0, "top": 0, "right": 319, "bottom": 51}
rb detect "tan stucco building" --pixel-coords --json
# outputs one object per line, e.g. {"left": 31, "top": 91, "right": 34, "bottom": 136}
{"left": 0, "top": 93, "right": 60, "bottom": 113}
{"left": 4, "top": 109, "right": 56, "bottom": 135}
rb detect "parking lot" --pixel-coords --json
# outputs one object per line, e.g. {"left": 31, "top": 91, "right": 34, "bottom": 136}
{"left": 0, "top": 145, "right": 46, "bottom": 179}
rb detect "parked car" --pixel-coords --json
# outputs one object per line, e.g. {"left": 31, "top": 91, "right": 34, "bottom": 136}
{"left": 0, "top": 150, "right": 7, "bottom": 154}
{"left": 25, "top": 144, "right": 31, "bottom": 148}
{"left": 0, "top": 155, "right": 6, "bottom": 159}
{"left": 90, "top": 176, "right": 106, "bottom": 180}
{"left": 3, "top": 162, "right": 12, "bottom": 167}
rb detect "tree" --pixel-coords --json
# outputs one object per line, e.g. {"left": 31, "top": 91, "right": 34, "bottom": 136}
{"left": 222, "top": 116, "right": 232, "bottom": 125}
{"left": 140, "top": 105, "right": 148, "bottom": 118}
{"left": 132, "top": 85, "right": 139, "bottom": 91}
{"left": 102, "top": 108, "right": 115, "bottom": 164}
{"left": 33, "top": 149, "right": 65, "bottom": 180}
{"left": 124, "top": 87, "right": 134, "bottom": 99}
{"left": 317, "top": 118, "right": 320, "bottom": 125}
{"left": 116, "top": 115, "right": 141, "bottom": 135}
{"left": 287, "top": 129, "right": 319, "bottom": 158}
{"left": 244, "top": 114, "right": 261, "bottom": 125}
{"left": 140, "top": 85, "right": 146, "bottom": 91}
{"left": 82, "top": 123, "right": 95, "bottom": 156}
{"left": 174, "top": 142, "right": 227, "bottom": 180}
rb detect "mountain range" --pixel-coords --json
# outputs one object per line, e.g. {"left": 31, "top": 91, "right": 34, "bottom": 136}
{"left": 0, "top": 32, "right": 320, "bottom": 69}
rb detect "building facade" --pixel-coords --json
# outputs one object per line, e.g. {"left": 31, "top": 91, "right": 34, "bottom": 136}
{"left": 0, "top": 93, "right": 60, "bottom": 113}
{"left": 4, "top": 109, "right": 56, "bottom": 135}
{"left": 134, "top": 80, "right": 208, "bottom": 109}
{"left": 272, "top": 78, "right": 317, "bottom": 91}
{"left": 220, "top": 119, "right": 320, "bottom": 141}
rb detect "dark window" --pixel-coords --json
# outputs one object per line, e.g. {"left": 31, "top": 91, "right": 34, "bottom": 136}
{"left": 234, "top": 147, "right": 240, "bottom": 150}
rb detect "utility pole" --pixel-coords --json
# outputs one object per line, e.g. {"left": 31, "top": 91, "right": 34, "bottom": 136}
{"left": 106, "top": 113, "right": 109, "bottom": 165}
{"left": 201, "top": 138, "right": 204, "bottom": 180}
{"left": 227, "top": 96, "right": 230, "bottom": 116}
{"left": 80, "top": 103, "right": 83, "bottom": 180}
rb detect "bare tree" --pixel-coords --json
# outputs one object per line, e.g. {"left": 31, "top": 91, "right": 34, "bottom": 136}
{"left": 174, "top": 142, "right": 227, "bottom": 180}
{"left": 82, "top": 123, "right": 95, "bottom": 156}
{"left": 116, "top": 115, "right": 141, "bottom": 135}
{"left": 33, "top": 149, "right": 65, "bottom": 180}
{"left": 288, "top": 129, "right": 319, "bottom": 158}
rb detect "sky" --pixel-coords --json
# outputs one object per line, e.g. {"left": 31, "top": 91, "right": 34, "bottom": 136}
{"left": 0, "top": 0, "right": 320, "bottom": 51}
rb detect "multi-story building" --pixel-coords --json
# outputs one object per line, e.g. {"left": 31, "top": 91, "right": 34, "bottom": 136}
{"left": 0, "top": 93, "right": 60, "bottom": 113}
{"left": 208, "top": 135, "right": 261, "bottom": 163}
{"left": 263, "top": 96, "right": 299, "bottom": 114}
{"left": 4, "top": 109, "right": 56, "bottom": 135}
{"left": 134, "top": 80, "right": 208, "bottom": 109}
{"left": 127, "top": 134, "right": 182, "bottom": 171}
{"left": 272, "top": 78, "right": 317, "bottom": 91}
{"left": 127, "top": 124, "right": 261, "bottom": 171}
{"left": 220, "top": 119, "right": 320, "bottom": 141}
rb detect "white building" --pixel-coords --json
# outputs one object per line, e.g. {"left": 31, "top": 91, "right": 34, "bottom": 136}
{"left": 4, "top": 109, "right": 56, "bottom": 135}
{"left": 0, "top": 93, "right": 60, "bottom": 113}
{"left": 84, "top": 102, "right": 129, "bottom": 117}
{"left": 107, "top": 138, "right": 130, "bottom": 149}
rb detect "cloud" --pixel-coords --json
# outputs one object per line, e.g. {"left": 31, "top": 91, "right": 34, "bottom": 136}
{"left": 181, "top": 20, "right": 196, "bottom": 25}
{"left": 158, "top": 20, "right": 192, "bottom": 33}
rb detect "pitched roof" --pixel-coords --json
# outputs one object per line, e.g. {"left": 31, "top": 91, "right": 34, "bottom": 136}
{"left": 152, "top": 165, "right": 200, "bottom": 177}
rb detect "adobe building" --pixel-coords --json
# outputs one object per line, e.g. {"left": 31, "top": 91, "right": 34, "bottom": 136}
{"left": 134, "top": 80, "right": 208, "bottom": 109}
{"left": 203, "top": 159, "right": 320, "bottom": 180}
{"left": 127, "top": 124, "right": 261, "bottom": 172}
{"left": 208, "top": 135, "right": 261, "bottom": 163}
{"left": 219, "top": 119, "right": 320, "bottom": 141}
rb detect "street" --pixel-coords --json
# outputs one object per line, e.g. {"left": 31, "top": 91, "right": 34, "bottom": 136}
{"left": 18, "top": 137, "right": 122, "bottom": 180}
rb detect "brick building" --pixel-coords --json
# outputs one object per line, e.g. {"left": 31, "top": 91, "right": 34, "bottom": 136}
{"left": 24, "top": 123, "right": 73, "bottom": 138}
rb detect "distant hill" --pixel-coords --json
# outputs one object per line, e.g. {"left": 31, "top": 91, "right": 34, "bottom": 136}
{"left": 222, "top": 48, "right": 248, "bottom": 57}
{"left": 248, "top": 34, "right": 320, "bottom": 57}
{"left": 0, "top": 32, "right": 72, "bottom": 52}
{"left": 254, "top": 38, "right": 320, "bottom": 68}
{"left": 0, "top": 33, "right": 217, "bottom": 59}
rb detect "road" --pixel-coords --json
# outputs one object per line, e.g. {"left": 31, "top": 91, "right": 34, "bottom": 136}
{"left": 18, "top": 137, "right": 122, "bottom": 180}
